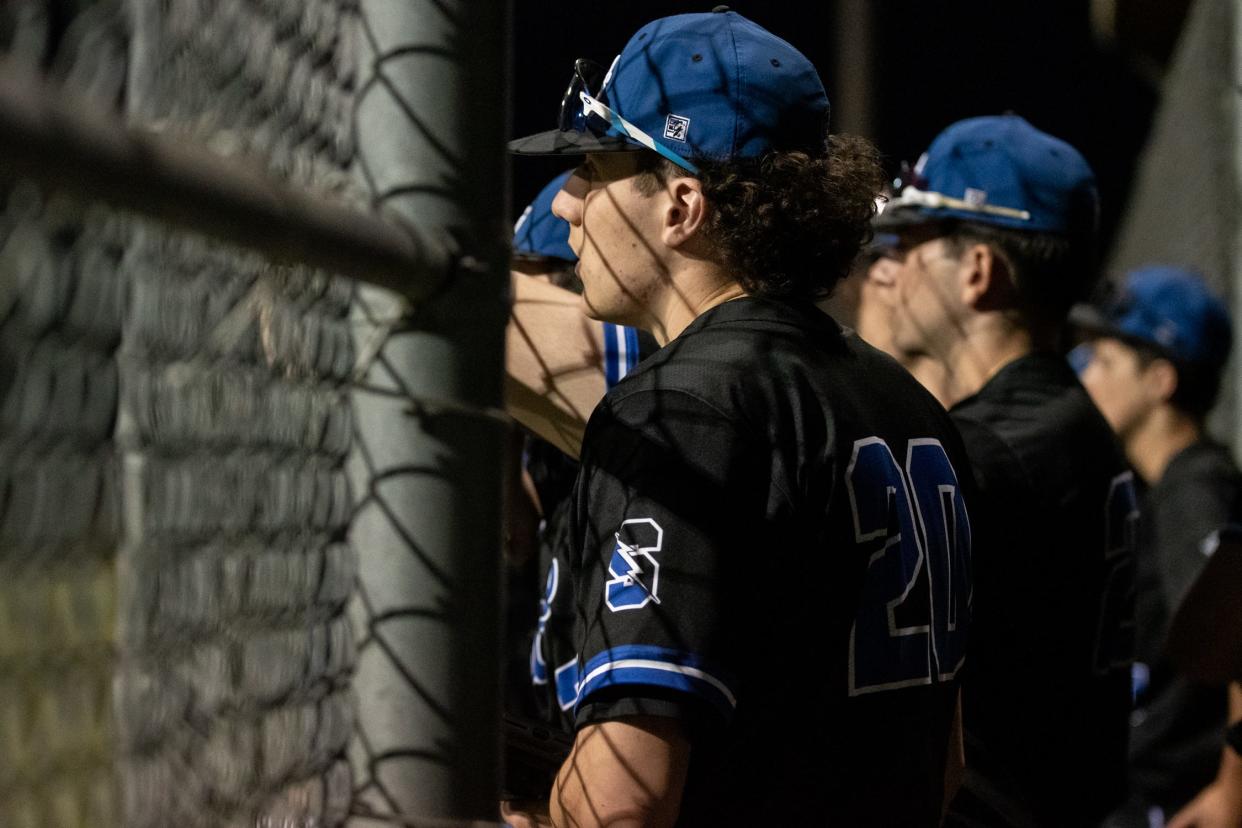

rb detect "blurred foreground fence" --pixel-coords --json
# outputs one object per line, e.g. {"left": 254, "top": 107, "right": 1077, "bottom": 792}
{"left": 0, "top": 2, "right": 508, "bottom": 826}
{"left": 1107, "top": 0, "right": 1242, "bottom": 451}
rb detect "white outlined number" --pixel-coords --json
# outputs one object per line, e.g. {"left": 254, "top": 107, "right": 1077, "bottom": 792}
{"left": 1095, "top": 472, "right": 1137, "bottom": 674}
{"left": 605, "top": 518, "right": 664, "bottom": 612}
{"left": 847, "top": 437, "right": 972, "bottom": 695}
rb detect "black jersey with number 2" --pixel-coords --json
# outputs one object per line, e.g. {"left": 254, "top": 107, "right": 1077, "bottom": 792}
{"left": 549, "top": 297, "right": 974, "bottom": 826}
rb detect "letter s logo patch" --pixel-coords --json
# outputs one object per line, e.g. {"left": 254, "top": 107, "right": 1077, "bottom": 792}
{"left": 605, "top": 518, "right": 663, "bottom": 612}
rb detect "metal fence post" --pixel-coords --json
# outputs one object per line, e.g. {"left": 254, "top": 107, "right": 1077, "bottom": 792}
{"left": 1231, "top": 0, "right": 1242, "bottom": 457}
{"left": 349, "top": 0, "right": 511, "bottom": 823}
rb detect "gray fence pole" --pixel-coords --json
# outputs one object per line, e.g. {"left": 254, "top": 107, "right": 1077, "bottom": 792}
{"left": 1231, "top": 0, "right": 1242, "bottom": 457}
{"left": 348, "top": 0, "right": 511, "bottom": 824}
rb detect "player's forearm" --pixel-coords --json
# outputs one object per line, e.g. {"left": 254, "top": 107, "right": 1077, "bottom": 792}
{"left": 1205, "top": 683, "right": 1242, "bottom": 802}
{"left": 549, "top": 718, "right": 688, "bottom": 828}
{"left": 1219, "top": 683, "right": 1242, "bottom": 778}
{"left": 1167, "top": 683, "right": 1242, "bottom": 828}
{"left": 506, "top": 271, "right": 607, "bottom": 458}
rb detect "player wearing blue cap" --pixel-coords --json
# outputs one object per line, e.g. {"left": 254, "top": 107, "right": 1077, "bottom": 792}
{"left": 1073, "top": 267, "right": 1242, "bottom": 827}
{"left": 507, "top": 172, "right": 657, "bottom": 723}
{"left": 514, "top": 171, "right": 580, "bottom": 273}
{"left": 507, "top": 9, "right": 973, "bottom": 826}
{"left": 872, "top": 115, "right": 1136, "bottom": 826}
{"left": 507, "top": 171, "right": 609, "bottom": 460}
{"left": 508, "top": 170, "right": 649, "bottom": 459}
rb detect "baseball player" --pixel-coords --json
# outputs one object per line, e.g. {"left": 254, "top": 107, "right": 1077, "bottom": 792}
{"left": 871, "top": 115, "right": 1136, "bottom": 826}
{"left": 824, "top": 238, "right": 954, "bottom": 406}
{"left": 1072, "top": 266, "right": 1242, "bottom": 826}
{"left": 507, "top": 9, "right": 973, "bottom": 826}
{"left": 509, "top": 172, "right": 657, "bottom": 728}
{"left": 508, "top": 173, "right": 654, "bottom": 459}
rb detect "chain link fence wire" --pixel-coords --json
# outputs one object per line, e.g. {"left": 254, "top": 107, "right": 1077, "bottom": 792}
{"left": 0, "top": 1, "right": 368, "bottom": 825}
{"left": 0, "top": 7, "right": 128, "bottom": 825}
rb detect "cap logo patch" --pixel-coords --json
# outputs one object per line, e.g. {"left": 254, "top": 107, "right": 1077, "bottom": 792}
{"left": 664, "top": 114, "right": 690, "bottom": 142}
{"left": 1155, "top": 321, "right": 1178, "bottom": 347}
{"left": 964, "top": 188, "right": 988, "bottom": 207}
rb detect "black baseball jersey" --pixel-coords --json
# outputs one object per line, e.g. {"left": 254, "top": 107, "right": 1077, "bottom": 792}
{"left": 526, "top": 327, "right": 660, "bottom": 724}
{"left": 1127, "top": 440, "right": 1242, "bottom": 814}
{"left": 944, "top": 353, "right": 1136, "bottom": 828}
{"left": 542, "top": 296, "right": 974, "bottom": 826}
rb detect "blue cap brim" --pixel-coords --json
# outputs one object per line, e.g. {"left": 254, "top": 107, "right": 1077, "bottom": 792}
{"left": 508, "top": 128, "right": 639, "bottom": 157}
{"left": 1068, "top": 303, "right": 1177, "bottom": 360}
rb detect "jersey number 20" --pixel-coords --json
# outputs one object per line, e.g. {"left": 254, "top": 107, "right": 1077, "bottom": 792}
{"left": 846, "top": 437, "right": 971, "bottom": 696}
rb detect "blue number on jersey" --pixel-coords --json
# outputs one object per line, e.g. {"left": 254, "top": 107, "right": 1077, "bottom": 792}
{"left": 847, "top": 437, "right": 971, "bottom": 695}
{"left": 1095, "top": 471, "right": 1138, "bottom": 674}
{"left": 530, "top": 558, "right": 559, "bottom": 686}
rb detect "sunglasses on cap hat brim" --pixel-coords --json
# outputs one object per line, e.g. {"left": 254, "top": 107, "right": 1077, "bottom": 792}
{"left": 508, "top": 58, "right": 700, "bottom": 174}
{"left": 874, "top": 159, "right": 1033, "bottom": 229}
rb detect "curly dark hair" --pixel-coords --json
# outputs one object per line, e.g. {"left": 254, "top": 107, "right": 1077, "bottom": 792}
{"left": 634, "top": 134, "right": 885, "bottom": 301}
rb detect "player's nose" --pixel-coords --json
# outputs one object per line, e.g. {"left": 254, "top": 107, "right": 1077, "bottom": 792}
{"left": 551, "top": 170, "right": 587, "bottom": 227}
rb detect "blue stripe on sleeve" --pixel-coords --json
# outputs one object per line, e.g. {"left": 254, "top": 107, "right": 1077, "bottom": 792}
{"left": 623, "top": 326, "right": 639, "bottom": 375}
{"left": 603, "top": 322, "right": 620, "bottom": 388}
{"left": 604, "top": 323, "right": 641, "bottom": 389}
{"left": 574, "top": 645, "right": 737, "bottom": 718}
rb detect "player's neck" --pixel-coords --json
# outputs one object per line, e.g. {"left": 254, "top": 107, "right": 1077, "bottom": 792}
{"left": 647, "top": 264, "right": 747, "bottom": 346}
{"left": 898, "top": 354, "right": 954, "bottom": 409}
{"left": 938, "top": 317, "right": 1034, "bottom": 407}
{"left": 1126, "top": 407, "right": 1203, "bottom": 484}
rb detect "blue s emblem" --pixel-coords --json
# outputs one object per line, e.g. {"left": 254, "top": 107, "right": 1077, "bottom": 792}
{"left": 605, "top": 518, "right": 663, "bottom": 612}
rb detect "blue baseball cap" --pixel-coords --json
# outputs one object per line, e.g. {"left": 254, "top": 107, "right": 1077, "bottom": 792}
{"left": 877, "top": 115, "right": 1099, "bottom": 236}
{"left": 508, "top": 9, "right": 831, "bottom": 171}
{"left": 512, "top": 170, "right": 576, "bottom": 263}
{"left": 1072, "top": 266, "right": 1233, "bottom": 368}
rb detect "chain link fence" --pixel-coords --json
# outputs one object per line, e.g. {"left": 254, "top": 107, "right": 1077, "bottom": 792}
{"left": 119, "top": 2, "right": 359, "bottom": 823}
{"left": 0, "top": 0, "right": 504, "bottom": 825}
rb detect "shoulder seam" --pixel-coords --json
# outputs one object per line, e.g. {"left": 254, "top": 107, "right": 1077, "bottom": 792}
{"left": 950, "top": 412, "right": 1038, "bottom": 497}
{"left": 603, "top": 387, "right": 801, "bottom": 510}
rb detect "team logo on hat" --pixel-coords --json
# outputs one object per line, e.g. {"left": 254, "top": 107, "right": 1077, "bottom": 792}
{"left": 605, "top": 518, "right": 664, "bottom": 612}
{"left": 663, "top": 114, "right": 690, "bottom": 143}
{"left": 964, "top": 188, "right": 988, "bottom": 207}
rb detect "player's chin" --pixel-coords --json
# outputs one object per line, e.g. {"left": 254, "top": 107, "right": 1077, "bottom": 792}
{"left": 892, "top": 325, "right": 926, "bottom": 356}
{"left": 578, "top": 285, "right": 608, "bottom": 323}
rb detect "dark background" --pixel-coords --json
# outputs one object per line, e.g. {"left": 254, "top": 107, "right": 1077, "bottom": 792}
{"left": 511, "top": 0, "right": 1192, "bottom": 254}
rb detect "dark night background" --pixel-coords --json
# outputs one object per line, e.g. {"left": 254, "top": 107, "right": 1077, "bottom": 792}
{"left": 511, "top": 0, "right": 1191, "bottom": 256}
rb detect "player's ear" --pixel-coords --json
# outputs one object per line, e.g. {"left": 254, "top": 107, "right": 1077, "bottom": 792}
{"left": 1144, "top": 357, "right": 1179, "bottom": 405}
{"left": 960, "top": 242, "right": 1016, "bottom": 312}
{"left": 660, "top": 175, "right": 707, "bottom": 249}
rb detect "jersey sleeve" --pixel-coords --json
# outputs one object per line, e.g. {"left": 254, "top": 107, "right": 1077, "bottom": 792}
{"left": 568, "top": 388, "right": 769, "bottom": 731}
